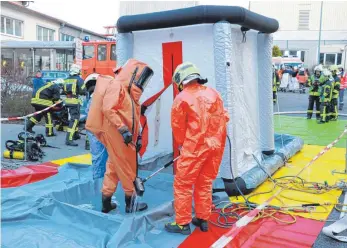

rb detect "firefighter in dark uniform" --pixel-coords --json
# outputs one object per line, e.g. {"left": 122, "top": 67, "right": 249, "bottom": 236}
{"left": 63, "top": 64, "right": 85, "bottom": 146}
{"left": 24, "top": 82, "right": 61, "bottom": 136}
{"left": 307, "top": 65, "right": 323, "bottom": 119}
{"left": 329, "top": 65, "right": 341, "bottom": 121}
{"left": 319, "top": 69, "right": 333, "bottom": 124}
{"left": 273, "top": 65, "right": 280, "bottom": 104}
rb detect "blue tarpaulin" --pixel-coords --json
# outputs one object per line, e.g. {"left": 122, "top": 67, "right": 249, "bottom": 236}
{"left": 1, "top": 133, "right": 303, "bottom": 247}
{"left": 1, "top": 164, "right": 186, "bottom": 248}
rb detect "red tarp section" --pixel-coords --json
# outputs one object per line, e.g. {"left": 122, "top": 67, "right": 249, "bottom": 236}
{"left": 1, "top": 162, "right": 59, "bottom": 188}
{"left": 179, "top": 211, "right": 325, "bottom": 248}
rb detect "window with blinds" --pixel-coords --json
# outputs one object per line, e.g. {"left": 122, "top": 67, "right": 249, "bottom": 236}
{"left": 298, "top": 9, "right": 310, "bottom": 30}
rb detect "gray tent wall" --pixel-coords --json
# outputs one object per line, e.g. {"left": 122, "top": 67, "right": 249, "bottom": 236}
{"left": 258, "top": 33, "right": 275, "bottom": 154}
{"left": 213, "top": 22, "right": 263, "bottom": 180}
{"left": 116, "top": 33, "right": 134, "bottom": 67}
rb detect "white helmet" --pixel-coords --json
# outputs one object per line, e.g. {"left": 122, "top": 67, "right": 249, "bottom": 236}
{"left": 55, "top": 78, "right": 65, "bottom": 85}
{"left": 322, "top": 69, "right": 331, "bottom": 77}
{"left": 70, "top": 64, "right": 81, "bottom": 75}
{"left": 294, "top": 66, "right": 298, "bottom": 70}
{"left": 299, "top": 68, "right": 305, "bottom": 72}
{"left": 314, "top": 65, "right": 323, "bottom": 72}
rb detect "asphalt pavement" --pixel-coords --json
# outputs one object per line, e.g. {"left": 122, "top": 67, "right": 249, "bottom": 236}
{"left": 276, "top": 90, "right": 347, "bottom": 118}
{"left": 1, "top": 124, "right": 88, "bottom": 169}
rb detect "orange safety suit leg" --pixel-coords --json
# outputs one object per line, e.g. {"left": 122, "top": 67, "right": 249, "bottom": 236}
{"left": 101, "top": 135, "right": 137, "bottom": 197}
{"left": 171, "top": 82, "right": 229, "bottom": 225}
{"left": 174, "top": 151, "right": 209, "bottom": 225}
{"left": 193, "top": 148, "right": 225, "bottom": 220}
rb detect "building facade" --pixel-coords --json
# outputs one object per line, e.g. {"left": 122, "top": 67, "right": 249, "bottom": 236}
{"left": 118, "top": 1, "right": 346, "bottom": 71}
{"left": 1, "top": 1, "right": 105, "bottom": 41}
{"left": 119, "top": 1, "right": 199, "bottom": 16}
{"left": 250, "top": 1, "right": 347, "bottom": 70}
{"left": 1, "top": 2, "right": 107, "bottom": 76}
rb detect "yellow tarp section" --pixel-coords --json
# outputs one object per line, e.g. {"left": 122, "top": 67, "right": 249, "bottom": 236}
{"left": 52, "top": 154, "right": 91, "bottom": 166}
{"left": 230, "top": 144, "right": 347, "bottom": 221}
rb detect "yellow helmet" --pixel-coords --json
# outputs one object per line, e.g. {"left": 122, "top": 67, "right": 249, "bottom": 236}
{"left": 329, "top": 64, "right": 338, "bottom": 72}
{"left": 172, "top": 62, "right": 201, "bottom": 86}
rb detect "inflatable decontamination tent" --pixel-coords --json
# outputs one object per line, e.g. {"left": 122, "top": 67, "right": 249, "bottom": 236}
{"left": 116, "top": 5, "right": 303, "bottom": 195}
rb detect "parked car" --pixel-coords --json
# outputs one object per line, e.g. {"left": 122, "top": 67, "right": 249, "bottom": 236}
{"left": 41, "top": 70, "right": 69, "bottom": 83}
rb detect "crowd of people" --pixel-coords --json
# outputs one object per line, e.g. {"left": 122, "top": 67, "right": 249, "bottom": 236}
{"left": 272, "top": 64, "right": 346, "bottom": 123}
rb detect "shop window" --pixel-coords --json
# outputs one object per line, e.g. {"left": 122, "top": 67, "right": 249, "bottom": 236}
{"left": 37, "top": 25, "right": 55, "bottom": 41}
{"left": 325, "top": 54, "right": 336, "bottom": 65}
{"left": 300, "top": 51, "right": 305, "bottom": 62}
{"left": 60, "top": 33, "right": 75, "bottom": 41}
{"left": 1, "top": 16, "right": 23, "bottom": 37}
{"left": 289, "top": 50, "right": 298, "bottom": 57}
{"left": 337, "top": 53, "right": 342, "bottom": 65}
{"left": 319, "top": 53, "right": 324, "bottom": 64}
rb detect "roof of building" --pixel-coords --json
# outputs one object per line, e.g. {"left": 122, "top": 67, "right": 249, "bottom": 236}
{"left": 3, "top": 1, "right": 105, "bottom": 39}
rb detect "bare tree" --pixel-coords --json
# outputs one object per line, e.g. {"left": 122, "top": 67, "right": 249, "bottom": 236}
{"left": 1, "top": 64, "right": 33, "bottom": 117}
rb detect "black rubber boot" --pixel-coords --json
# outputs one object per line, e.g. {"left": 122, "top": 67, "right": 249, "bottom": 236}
{"left": 125, "top": 195, "right": 148, "bottom": 213}
{"left": 65, "top": 134, "right": 78, "bottom": 146}
{"left": 73, "top": 132, "right": 81, "bottom": 140}
{"left": 24, "top": 121, "right": 35, "bottom": 134}
{"left": 307, "top": 115, "right": 312, "bottom": 119}
{"left": 85, "top": 139, "right": 90, "bottom": 150}
{"left": 165, "top": 222, "right": 191, "bottom": 235}
{"left": 102, "top": 194, "right": 117, "bottom": 213}
{"left": 192, "top": 217, "right": 209, "bottom": 232}
{"left": 46, "top": 131, "right": 56, "bottom": 137}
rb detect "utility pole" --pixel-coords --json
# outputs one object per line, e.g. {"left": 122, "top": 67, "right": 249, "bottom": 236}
{"left": 317, "top": 1, "right": 323, "bottom": 64}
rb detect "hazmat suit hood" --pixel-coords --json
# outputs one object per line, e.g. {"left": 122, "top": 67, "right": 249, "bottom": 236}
{"left": 115, "top": 59, "right": 152, "bottom": 103}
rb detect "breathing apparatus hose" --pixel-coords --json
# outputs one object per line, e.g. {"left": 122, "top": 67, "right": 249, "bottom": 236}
{"left": 128, "top": 67, "right": 139, "bottom": 177}
{"left": 5, "top": 140, "right": 21, "bottom": 151}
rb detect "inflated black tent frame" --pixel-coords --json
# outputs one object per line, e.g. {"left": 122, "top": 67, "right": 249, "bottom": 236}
{"left": 117, "top": 5, "right": 279, "bottom": 34}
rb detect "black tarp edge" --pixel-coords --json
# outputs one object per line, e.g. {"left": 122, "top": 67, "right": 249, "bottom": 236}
{"left": 116, "top": 5, "right": 279, "bottom": 34}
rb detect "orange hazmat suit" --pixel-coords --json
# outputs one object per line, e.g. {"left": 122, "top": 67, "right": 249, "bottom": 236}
{"left": 87, "top": 59, "right": 149, "bottom": 197}
{"left": 171, "top": 82, "right": 229, "bottom": 225}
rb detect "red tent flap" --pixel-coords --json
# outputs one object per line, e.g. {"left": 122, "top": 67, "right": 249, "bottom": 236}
{"left": 1, "top": 162, "right": 58, "bottom": 188}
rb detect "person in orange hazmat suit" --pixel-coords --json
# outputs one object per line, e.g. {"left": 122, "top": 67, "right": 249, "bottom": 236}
{"left": 86, "top": 59, "right": 154, "bottom": 214}
{"left": 165, "top": 62, "right": 230, "bottom": 235}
